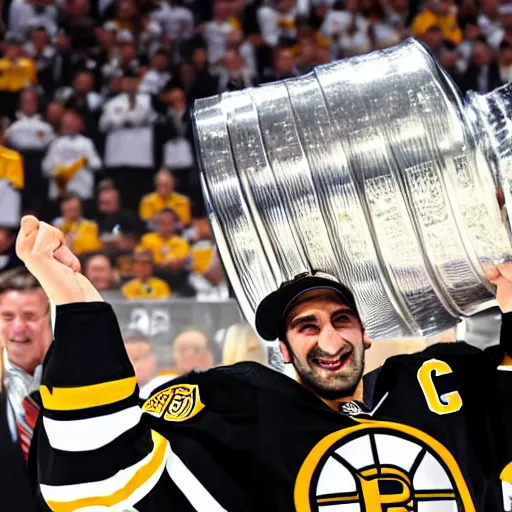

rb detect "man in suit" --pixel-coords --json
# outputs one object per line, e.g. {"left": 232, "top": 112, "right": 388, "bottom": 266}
{"left": 0, "top": 269, "right": 52, "bottom": 511}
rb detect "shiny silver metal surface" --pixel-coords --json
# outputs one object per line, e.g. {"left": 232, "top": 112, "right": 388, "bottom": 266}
{"left": 192, "top": 38, "right": 512, "bottom": 338}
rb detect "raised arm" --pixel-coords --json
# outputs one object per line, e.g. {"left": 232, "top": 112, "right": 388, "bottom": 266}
{"left": 16, "top": 217, "right": 174, "bottom": 511}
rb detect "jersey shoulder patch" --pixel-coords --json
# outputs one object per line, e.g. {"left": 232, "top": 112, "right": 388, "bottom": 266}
{"left": 142, "top": 383, "right": 205, "bottom": 422}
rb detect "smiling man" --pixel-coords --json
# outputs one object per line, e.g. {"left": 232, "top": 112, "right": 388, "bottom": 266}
{"left": 0, "top": 269, "right": 52, "bottom": 511}
{"left": 256, "top": 274, "right": 370, "bottom": 408}
{"left": 15, "top": 217, "right": 512, "bottom": 512}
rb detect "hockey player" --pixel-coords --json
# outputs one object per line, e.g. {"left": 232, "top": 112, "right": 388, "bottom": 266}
{"left": 16, "top": 216, "right": 512, "bottom": 511}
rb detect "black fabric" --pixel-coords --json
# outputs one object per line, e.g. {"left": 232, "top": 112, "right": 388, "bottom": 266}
{"left": 36, "top": 304, "right": 512, "bottom": 511}
{"left": 44, "top": 302, "right": 135, "bottom": 388}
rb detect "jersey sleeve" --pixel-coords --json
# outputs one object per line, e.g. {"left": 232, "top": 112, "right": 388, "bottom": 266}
{"left": 37, "top": 302, "right": 173, "bottom": 511}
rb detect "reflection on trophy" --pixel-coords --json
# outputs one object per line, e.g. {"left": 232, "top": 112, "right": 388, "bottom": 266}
{"left": 192, "top": 38, "right": 512, "bottom": 339}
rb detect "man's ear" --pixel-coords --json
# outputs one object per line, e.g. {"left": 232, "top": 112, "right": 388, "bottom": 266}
{"left": 279, "top": 340, "right": 292, "bottom": 363}
{"left": 363, "top": 330, "right": 372, "bottom": 350}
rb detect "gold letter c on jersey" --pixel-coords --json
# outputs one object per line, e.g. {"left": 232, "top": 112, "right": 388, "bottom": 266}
{"left": 417, "top": 359, "right": 463, "bottom": 415}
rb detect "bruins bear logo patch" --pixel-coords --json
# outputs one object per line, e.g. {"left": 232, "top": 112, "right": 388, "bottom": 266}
{"left": 142, "top": 384, "right": 205, "bottom": 422}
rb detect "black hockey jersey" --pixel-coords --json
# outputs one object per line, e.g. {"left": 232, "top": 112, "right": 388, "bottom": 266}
{"left": 35, "top": 302, "right": 512, "bottom": 511}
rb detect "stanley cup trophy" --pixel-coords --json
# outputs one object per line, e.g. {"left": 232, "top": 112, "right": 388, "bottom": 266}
{"left": 192, "top": 38, "right": 512, "bottom": 339}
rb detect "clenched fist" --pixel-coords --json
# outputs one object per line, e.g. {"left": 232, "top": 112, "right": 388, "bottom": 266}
{"left": 16, "top": 216, "right": 103, "bottom": 305}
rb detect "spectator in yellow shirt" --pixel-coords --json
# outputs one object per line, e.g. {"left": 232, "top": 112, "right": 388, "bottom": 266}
{"left": 0, "top": 35, "right": 37, "bottom": 120}
{"left": 139, "top": 168, "right": 192, "bottom": 228}
{"left": 121, "top": 249, "right": 171, "bottom": 299}
{"left": 138, "top": 208, "right": 191, "bottom": 270}
{"left": 52, "top": 194, "right": 103, "bottom": 255}
{"left": 411, "top": 0, "right": 463, "bottom": 45}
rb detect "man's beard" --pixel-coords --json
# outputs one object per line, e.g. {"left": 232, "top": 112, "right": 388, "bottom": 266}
{"left": 289, "top": 340, "right": 365, "bottom": 401}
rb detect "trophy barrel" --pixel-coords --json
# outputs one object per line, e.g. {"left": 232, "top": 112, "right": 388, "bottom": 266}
{"left": 192, "top": 38, "right": 512, "bottom": 339}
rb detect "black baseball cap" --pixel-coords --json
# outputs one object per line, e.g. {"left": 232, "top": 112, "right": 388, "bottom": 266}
{"left": 255, "top": 271, "right": 359, "bottom": 341}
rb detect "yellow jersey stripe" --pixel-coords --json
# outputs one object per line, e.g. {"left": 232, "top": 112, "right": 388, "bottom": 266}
{"left": 45, "top": 430, "right": 168, "bottom": 511}
{"left": 41, "top": 376, "right": 137, "bottom": 411}
{"left": 501, "top": 462, "right": 512, "bottom": 484}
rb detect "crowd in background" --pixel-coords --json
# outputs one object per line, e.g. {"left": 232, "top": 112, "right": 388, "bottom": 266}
{"left": 0, "top": 0, "right": 511, "bottom": 302}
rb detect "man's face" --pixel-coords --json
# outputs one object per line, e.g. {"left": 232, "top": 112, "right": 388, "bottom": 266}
{"left": 155, "top": 175, "right": 174, "bottom": 197}
{"left": 85, "top": 255, "right": 113, "bottom": 291}
{"left": 133, "top": 255, "right": 153, "bottom": 281}
{"left": 21, "top": 91, "right": 38, "bottom": 117}
{"left": 98, "top": 188, "right": 120, "bottom": 215}
{"left": 73, "top": 72, "right": 94, "bottom": 94}
{"left": 172, "top": 330, "right": 213, "bottom": 374}
{"left": 61, "top": 112, "right": 82, "bottom": 135}
{"left": 125, "top": 340, "right": 157, "bottom": 385}
{"left": 158, "top": 211, "right": 176, "bottom": 237}
{"left": 61, "top": 198, "right": 81, "bottom": 221}
{"left": 0, "top": 290, "right": 52, "bottom": 374}
{"left": 282, "top": 290, "right": 370, "bottom": 400}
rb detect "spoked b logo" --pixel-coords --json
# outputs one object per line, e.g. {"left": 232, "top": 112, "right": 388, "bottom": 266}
{"left": 295, "top": 421, "right": 475, "bottom": 512}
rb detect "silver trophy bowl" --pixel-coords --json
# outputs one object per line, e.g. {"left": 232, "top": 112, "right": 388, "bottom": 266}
{"left": 192, "top": 38, "right": 512, "bottom": 339}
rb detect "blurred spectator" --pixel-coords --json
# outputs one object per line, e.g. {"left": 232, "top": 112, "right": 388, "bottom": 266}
{"left": 149, "top": 0, "right": 194, "bottom": 45}
{"left": 5, "top": 88, "right": 54, "bottom": 215}
{"left": 257, "top": 0, "right": 297, "bottom": 48}
{"left": 478, "top": 0, "right": 500, "bottom": 45}
{"left": 459, "top": 37, "right": 502, "bottom": 93}
{"left": 5, "top": 89, "right": 54, "bottom": 152}
{"left": 45, "top": 101, "right": 65, "bottom": 133}
{"left": 260, "top": 46, "right": 298, "bottom": 83}
{"left": 138, "top": 208, "right": 191, "bottom": 270}
{"left": 189, "top": 251, "right": 229, "bottom": 300}
{"left": 171, "top": 328, "right": 214, "bottom": 374}
{"left": 8, "top": 0, "right": 59, "bottom": 40}
{"left": 186, "top": 46, "right": 220, "bottom": 103}
{"left": 0, "top": 270, "right": 52, "bottom": 511}
{"left": 0, "top": 144, "right": 23, "bottom": 228}
{"left": 102, "top": 41, "right": 141, "bottom": 84}
{"left": 57, "top": 71, "right": 103, "bottom": 135}
{"left": 112, "top": 0, "right": 141, "bottom": 34}
{"left": 222, "top": 323, "right": 268, "bottom": 365}
{"left": 95, "top": 180, "right": 145, "bottom": 241}
{"left": 185, "top": 217, "right": 228, "bottom": 299}
{"left": 123, "top": 330, "right": 158, "bottom": 397}
{"left": 499, "top": 41, "right": 512, "bottom": 83}
{"left": 202, "top": 0, "right": 239, "bottom": 65}
{"left": 121, "top": 249, "right": 172, "bottom": 299}
{"left": 139, "top": 168, "right": 192, "bottom": 227}
{"left": 0, "top": 227, "right": 23, "bottom": 273}
{"left": 22, "top": 26, "right": 57, "bottom": 95}
{"left": 52, "top": 194, "right": 103, "bottom": 255}
{"left": 439, "top": 41, "right": 464, "bottom": 88}
{"left": 489, "top": 2, "right": 512, "bottom": 50}
{"left": 416, "top": 23, "right": 445, "bottom": 58}
{"left": 321, "top": 0, "right": 371, "bottom": 57}
{"left": 138, "top": 49, "right": 173, "bottom": 96}
{"left": 411, "top": 0, "right": 463, "bottom": 45}
{"left": 217, "top": 48, "right": 254, "bottom": 91}
{"left": 0, "top": 35, "right": 37, "bottom": 121}
{"left": 42, "top": 109, "right": 102, "bottom": 211}
{"left": 60, "top": 0, "right": 99, "bottom": 56}
{"left": 83, "top": 253, "right": 120, "bottom": 291}
{"left": 99, "top": 71, "right": 157, "bottom": 211}
{"left": 160, "top": 87, "right": 195, "bottom": 175}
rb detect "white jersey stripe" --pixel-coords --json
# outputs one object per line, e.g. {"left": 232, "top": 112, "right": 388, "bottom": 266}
{"left": 166, "top": 444, "right": 227, "bottom": 512}
{"left": 43, "top": 406, "right": 142, "bottom": 452}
